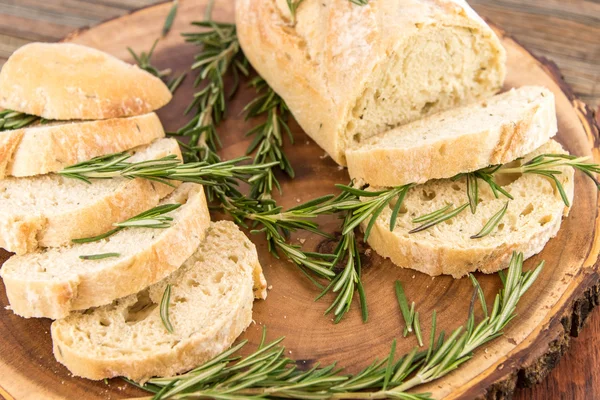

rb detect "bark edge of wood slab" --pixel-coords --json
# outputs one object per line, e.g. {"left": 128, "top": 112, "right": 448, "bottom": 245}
{"left": 0, "top": 1, "right": 598, "bottom": 400}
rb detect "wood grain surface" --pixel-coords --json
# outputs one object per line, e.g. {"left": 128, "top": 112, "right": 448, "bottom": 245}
{"left": 0, "top": 1, "right": 599, "bottom": 400}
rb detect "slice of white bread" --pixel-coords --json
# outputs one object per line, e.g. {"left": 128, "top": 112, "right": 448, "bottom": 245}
{"left": 236, "top": 0, "right": 506, "bottom": 165}
{"left": 365, "top": 140, "right": 574, "bottom": 278}
{"left": 1, "top": 183, "right": 211, "bottom": 319}
{"left": 346, "top": 86, "right": 557, "bottom": 186}
{"left": 51, "top": 221, "right": 267, "bottom": 382}
{"left": 0, "top": 43, "right": 172, "bottom": 120}
{"left": 0, "top": 113, "right": 165, "bottom": 178}
{"left": 0, "top": 138, "right": 180, "bottom": 255}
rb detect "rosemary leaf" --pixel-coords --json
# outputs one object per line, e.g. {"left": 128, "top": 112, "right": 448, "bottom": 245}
{"left": 160, "top": 284, "right": 174, "bottom": 334}
{"left": 471, "top": 201, "right": 509, "bottom": 239}
{"left": 414, "top": 312, "right": 424, "bottom": 347}
{"left": 469, "top": 274, "right": 488, "bottom": 318}
{"left": 466, "top": 173, "right": 478, "bottom": 213}
{"left": 72, "top": 228, "right": 122, "bottom": 244}
{"left": 410, "top": 203, "right": 469, "bottom": 234}
{"left": 79, "top": 253, "right": 120, "bottom": 260}
{"left": 162, "top": 0, "right": 178, "bottom": 37}
{"left": 412, "top": 203, "right": 452, "bottom": 223}
{"left": 395, "top": 281, "right": 412, "bottom": 334}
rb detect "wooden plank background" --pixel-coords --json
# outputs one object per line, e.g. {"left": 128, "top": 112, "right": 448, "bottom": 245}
{"left": 0, "top": 1, "right": 598, "bottom": 399}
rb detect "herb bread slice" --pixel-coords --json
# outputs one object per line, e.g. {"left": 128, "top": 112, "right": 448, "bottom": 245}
{"left": 236, "top": 0, "right": 506, "bottom": 165}
{"left": 0, "top": 113, "right": 165, "bottom": 179}
{"left": 365, "top": 140, "right": 574, "bottom": 278}
{"left": 1, "top": 183, "right": 211, "bottom": 319}
{"left": 0, "top": 137, "right": 181, "bottom": 255}
{"left": 51, "top": 221, "right": 266, "bottom": 382}
{"left": 0, "top": 42, "right": 172, "bottom": 120}
{"left": 346, "top": 87, "right": 557, "bottom": 187}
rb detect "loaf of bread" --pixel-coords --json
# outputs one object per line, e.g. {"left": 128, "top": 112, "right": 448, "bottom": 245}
{"left": 1, "top": 183, "right": 211, "bottom": 319}
{"left": 236, "top": 0, "right": 506, "bottom": 165}
{"left": 364, "top": 140, "right": 574, "bottom": 278}
{"left": 0, "top": 43, "right": 172, "bottom": 120}
{"left": 0, "top": 138, "right": 180, "bottom": 255}
{"left": 0, "top": 112, "right": 165, "bottom": 178}
{"left": 346, "top": 86, "right": 556, "bottom": 186}
{"left": 51, "top": 221, "right": 266, "bottom": 382}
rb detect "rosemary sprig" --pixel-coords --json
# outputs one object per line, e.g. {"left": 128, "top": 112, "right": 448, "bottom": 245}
{"left": 130, "top": 252, "right": 541, "bottom": 399}
{"left": 496, "top": 154, "right": 600, "bottom": 207}
{"left": 0, "top": 109, "right": 41, "bottom": 131}
{"left": 128, "top": 40, "right": 186, "bottom": 94}
{"left": 349, "top": 0, "right": 370, "bottom": 4}
{"left": 174, "top": 20, "right": 248, "bottom": 163}
{"left": 79, "top": 253, "right": 120, "bottom": 260}
{"left": 160, "top": 284, "right": 174, "bottom": 334}
{"left": 243, "top": 76, "right": 295, "bottom": 199}
{"left": 59, "top": 152, "right": 277, "bottom": 191}
{"left": 471, "top": 201, "right": 509, "bottom": 239}
{"left": 72, "top": 204, "right": 181, "bottom": 243}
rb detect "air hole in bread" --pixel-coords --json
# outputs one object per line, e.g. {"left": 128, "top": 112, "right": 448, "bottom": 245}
{"left": 99, "top": 318, "right": 111, "bottom": 327}
{"left": 539, "top": 215, "right": 552, "bottom": 226}
{"left": 187, "top": 279, "right": 199, "bottom": 287}
{"left": 520, "top": 204, "right": 534, "bottom": 217}
{"left": 421, "top": 101, "right": 438, "bottom": 115}
{"left": 174, "top": 297, "right": 187, "bottom": 304}
{"left": 228, "top": 255, "right": 239, "bottom": 263}
{"left": 213, "top": 271, "right": 224, "bottom": 284}
{"left": 347, "top": 120, "right": 356, "bottom": 135}
{"left": 497, "top": 223, "right": 505, "bottom": 231}
{"left": 123, "top": 290, "right": 157, "bottom": 324}
{"left": 353, "top": 133, "right": 361, "bottom": 143}
{"left": 439, "top": 144, "right": 447, "bottom": 156}
{"left": 451, "top": 184, "right": 461, "bottom": 191}
{"left": 420, "top": 189, "right": 436, "bottom": 201}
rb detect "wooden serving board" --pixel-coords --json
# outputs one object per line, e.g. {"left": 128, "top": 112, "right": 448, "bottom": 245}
{"left": 1, "top": 1, "right": 599, "bottom": 399}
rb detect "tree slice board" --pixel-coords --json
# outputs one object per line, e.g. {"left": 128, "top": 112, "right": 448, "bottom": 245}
{"left": 1, "top": 1, "right": 599, "bottom": 399}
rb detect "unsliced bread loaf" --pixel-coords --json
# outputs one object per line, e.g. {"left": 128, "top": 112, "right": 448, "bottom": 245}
{"left": 365, "top": 140, "right": 574, "bottom": 278}
{"left": 236, "top": 0, "right": 506, "bottom": 165}
{"left": 51, "top": 221, "right": 266, "bottom": 382}
{"left": 1, "top": 183, "right": 211, "bottom": 319}
{"left": 0, "top": 138, "right": 181, "bottom": 255}
{"left": 0, "top": 112, "right": 165, "bottom": 178}
{"left": 0, "top": 43, "right": 172, "bottom": 120}
{"left": 346, "top": 86, "right": 557, "bottom": 186}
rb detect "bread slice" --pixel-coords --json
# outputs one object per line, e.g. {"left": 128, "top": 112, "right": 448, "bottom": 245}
{"left": 365, "top": 140, "right": 574, "bottom": 278}
{"left": 346, "top": 87, "right": 557, "bottom": 186}
{"left": 0, "top": 138, "right": 180, "bottom": 255}
{"left": 1, "top": 183, "right": 211, "bottom": 319}
{"left": 50, "top": 221, "right": 266, "bottom": 382}
{"left": 236, "top": 0, "right": 506, "bottom": 165}
{"left": 0, "top": 113, "right": 165, "bottom": 178}
{"left": 0, "top": 43, "right": 172, "bottom": 120}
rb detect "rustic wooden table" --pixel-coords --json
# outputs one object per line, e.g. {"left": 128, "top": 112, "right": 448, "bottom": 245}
{"left": 0, "top": 1, "right": 598, "bottom": 399}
